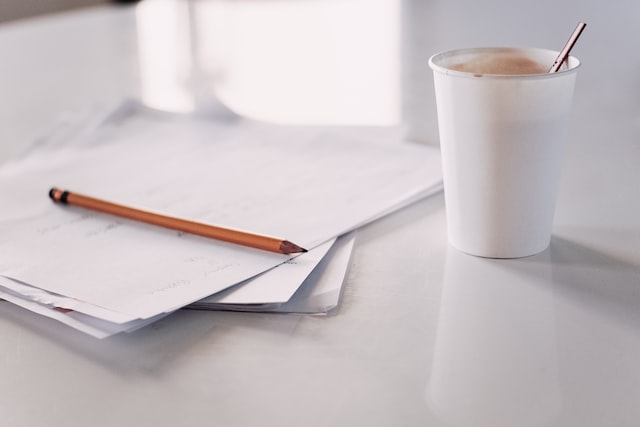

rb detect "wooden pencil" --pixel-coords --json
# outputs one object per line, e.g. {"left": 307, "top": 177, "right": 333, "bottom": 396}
{"left": 48, "top": 187, "right": 306, "bottom": 255}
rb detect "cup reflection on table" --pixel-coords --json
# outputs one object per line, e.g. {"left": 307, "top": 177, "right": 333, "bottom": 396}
{"left": 426, "top": 247, "right": 562, "bottom": 426}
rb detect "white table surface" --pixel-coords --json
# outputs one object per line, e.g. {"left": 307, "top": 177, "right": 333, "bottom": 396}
{"left": 1, "top": 1, "right": 639, "bottom": 426}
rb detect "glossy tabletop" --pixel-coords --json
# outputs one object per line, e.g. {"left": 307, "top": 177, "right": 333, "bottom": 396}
{"left": 1, "top": 1, "right": 639, "bottom": 426}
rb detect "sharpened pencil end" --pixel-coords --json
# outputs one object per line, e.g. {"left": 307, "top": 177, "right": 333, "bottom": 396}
{"left": 280, "top": 240, "right": 307, "bottom": 254}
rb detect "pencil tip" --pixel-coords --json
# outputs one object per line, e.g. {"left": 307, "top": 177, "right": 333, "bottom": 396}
{"left": 280, "top": 240, "right": 307, "bottom": 254}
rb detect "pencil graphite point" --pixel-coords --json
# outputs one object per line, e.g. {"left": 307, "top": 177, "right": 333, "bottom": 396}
{"left": 280, "top": 240, "right": 307, "bottom": 254}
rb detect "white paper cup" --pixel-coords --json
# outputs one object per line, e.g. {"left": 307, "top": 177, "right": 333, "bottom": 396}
{"left": 429, "top": 47, "right": 580, "bottom": 258}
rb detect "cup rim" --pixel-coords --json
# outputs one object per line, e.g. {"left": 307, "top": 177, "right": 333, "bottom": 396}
{"left": 428, "top": 47, "right": 581, "bottom": 79}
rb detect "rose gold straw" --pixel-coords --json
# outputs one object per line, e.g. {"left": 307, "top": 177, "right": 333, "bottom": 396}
{"left": 549, "top": 22, "right": 586, "bottom": 73}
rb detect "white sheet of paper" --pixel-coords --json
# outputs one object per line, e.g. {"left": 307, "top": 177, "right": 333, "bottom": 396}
{"left": 0, "top": 276, "right": 138, "bottom": 324}
{"left": 276, "top": 232, "right": 356, "bottom": 314}
{"left": 0, "top": 283, "right": 166, "bottom": 339}
{"left": 0, "top": 236, "right": 340, "bottom": 337}
{"left": 0, "top": 106, "right": 442, "bottom": 321}
{"left": 190, "top": 233, "right": 356, "bottom": 314}
{"left": 200, "top": 238, "right": 336, "bottom": 305}
{"left": 1, "top": 103, "right": 341, "bottom": 326}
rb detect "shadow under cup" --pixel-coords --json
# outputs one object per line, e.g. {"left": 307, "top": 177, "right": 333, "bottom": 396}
{"left": 429, "top": 47, "right": 580, "bottom": 258}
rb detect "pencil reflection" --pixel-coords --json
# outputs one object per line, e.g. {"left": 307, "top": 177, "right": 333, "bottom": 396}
{"left": 426, "top": 248, "right": 562, "bottom": 426}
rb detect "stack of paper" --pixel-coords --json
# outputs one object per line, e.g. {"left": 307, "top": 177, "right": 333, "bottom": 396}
{"left": 0, "top": 101, "right": 442, "bottom": 338}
